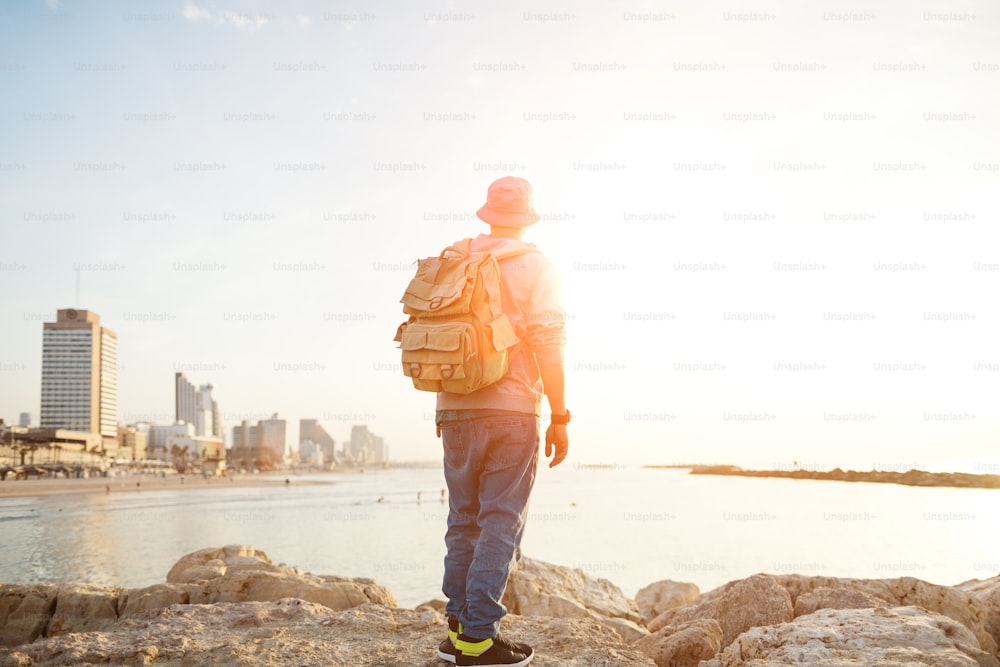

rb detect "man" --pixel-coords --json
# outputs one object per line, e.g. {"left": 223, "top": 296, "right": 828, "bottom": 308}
{"left": 435, "top": 176, "right": 569, "bottom": 667}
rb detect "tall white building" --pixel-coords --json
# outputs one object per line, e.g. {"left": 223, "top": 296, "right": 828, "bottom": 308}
{"left": 175, "top": 372, "right": 221, "bottom": 439}
{"left": 40, "top": 309, "right": 118, "bottom": 442}
{"left": 196, "top": 384, "right": 221, "bottom": 439}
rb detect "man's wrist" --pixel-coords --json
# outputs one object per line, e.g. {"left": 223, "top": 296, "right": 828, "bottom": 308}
{"left": 550, "top": 409, "right": 571, "bottom": 425}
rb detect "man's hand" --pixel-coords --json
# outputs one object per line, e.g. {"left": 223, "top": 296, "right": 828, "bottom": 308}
{"left": 544, "top": 423, "right": 569, "bottom": 468}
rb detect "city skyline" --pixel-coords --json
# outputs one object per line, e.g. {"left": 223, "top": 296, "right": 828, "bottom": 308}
{"left": 0, "top": 0, "right": 997, "bottom": 472}
{"left": 8, "top": 307, "right": 377, "bottom": 465}
{"left": 4, "top": 289, "right": 994, "bottom": 472}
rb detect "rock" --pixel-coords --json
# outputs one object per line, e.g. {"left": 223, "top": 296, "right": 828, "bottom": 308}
{"left": 168, "top": 561, "right": 226, "bottom": 584}
{"left": 0, "top": 585, "right": 58, "bottom": 647}
{"left": 316, "top": 574, "right": 397, "bottom": 608}
{"left": 598, "top": 616, "right": 650, "bottom": 644}
{"left": 6, "top": 548, "right": 996, "bottom": 667}
{"left": 501, "top": 556, "right": 647, "bottom": 643}
{"left": 119, "top": 546, "right": 397, "bottom": 620}
{"left": 118, "top": 583, "right": 194, "bottom": 618}
{"left": 503, "top": 557, "right": 643, "bottom": 622}
{"left": 2, "top": 545, "right": 396, "bottom": 651}
{"left": 635, "top": 580, "right": 700, "bottom": 624}
{"left": 703, "top": 606, "right": 1000, "bottom": 667}
{"left": 885, "top": 576, "right": 999, "bottom": 658}
{"left": 165, "top": 544, "right": 270, "bottom": 583}
{"left": 211, "top": 569, "right": 388, "bottom": 610}
{"left": 769, "top": 573, "right": 999, "bottom": 657}
{"left": 957, "top": 575, "right": 1000, "bottom": 658}
{"left": 767, "top": 573, "right": 883, "bottom": 604}
{"left": 792, "top": 585, "right": 890, "bottom": 617}
{"left": 413, "top": 598, "right": 447, "bottom": 613}
{"left": 661, "top": 572, "right": 999, "bottom": 659}
{"left": 648, "top": 574, "right": 793, "bottom": 646}
{"left": 634, "top": 618, "right": 722, "bottom": 667}
{"left": 46, "top": 584, "right": 121, "bottom": 637}
{"left": 0, "top": 600, "right": 657, "bottom": 666}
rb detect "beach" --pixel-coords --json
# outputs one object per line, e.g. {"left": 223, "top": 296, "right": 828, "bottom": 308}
{"left": 0, "top": 471, "right": 336, "bottom": 499}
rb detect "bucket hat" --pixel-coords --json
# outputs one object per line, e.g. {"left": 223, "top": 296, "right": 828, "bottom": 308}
{"left": 476, "top": 176, "right": 540, "bottom": 227}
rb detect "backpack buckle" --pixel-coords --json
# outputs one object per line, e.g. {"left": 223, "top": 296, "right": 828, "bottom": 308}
{"left": 409, "top": 363, "right": 422, "bottom": 377}
{"left": 440, "top": 364, "right": 454, "bottom": 379}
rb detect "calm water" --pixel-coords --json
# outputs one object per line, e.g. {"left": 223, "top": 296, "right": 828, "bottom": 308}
{"left": 0, "top": 467, "right": 997, "bottom": 608}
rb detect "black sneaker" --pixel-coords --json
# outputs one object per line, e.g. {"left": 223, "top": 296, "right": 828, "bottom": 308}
{"left": 437, "top": 615, "right": 461, "bottom": 663}
{"left": 454, "top": 632, "right": 534, "bottom": 667}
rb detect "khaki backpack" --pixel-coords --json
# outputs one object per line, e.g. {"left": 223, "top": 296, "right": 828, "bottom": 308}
{"left": 394, "top": 238, "right": 538, "bottom": 393}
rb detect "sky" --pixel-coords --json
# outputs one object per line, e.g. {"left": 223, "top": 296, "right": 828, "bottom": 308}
{"left": 0, "top": 0, "right": 997, "bottom": 471}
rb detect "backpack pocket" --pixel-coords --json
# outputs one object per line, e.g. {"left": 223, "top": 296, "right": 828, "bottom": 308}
{"left": 400, "top": 256, "right": 479, "bottom": 316}
{"left": 399, "top": 321, "right": 472, "bottom": 392}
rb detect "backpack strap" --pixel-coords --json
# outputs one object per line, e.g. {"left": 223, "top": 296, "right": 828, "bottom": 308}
{"left": 493, "top": 245, "right": 540, "bottom": 261}
{"left": 485, "top": 243, "right": 539, "bottom": 322}
{"left": 440, "top": 238, "right": 538, "bottom": 262}
{"left": 440, "top": 238, "right": 473, "bottom": 259}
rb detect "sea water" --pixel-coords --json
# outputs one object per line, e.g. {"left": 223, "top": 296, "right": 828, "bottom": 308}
{"left": 0, "top": 466, "right": 996, "bottom": 607}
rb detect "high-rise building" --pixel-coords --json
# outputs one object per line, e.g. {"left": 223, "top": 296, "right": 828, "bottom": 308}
{"left": 230, "top": 419, "right": 259, "bottom": 470}
{"left": 40, "top": 309, "right": 118, "bottom": 442}
{"left": 259, "top": 414, "right": 286, "bottom": 466}
{"left": 232, "top": 420, "right": 258, "bottom": 452}
{"left": 175, "top": 373, "right": 196, "bottom": 427}
{"left": 346, "top": 425, "right": 388, "bottom": 465}
{"left": 175, "top": 373, "right": 221, "bottom": 439}
{"left": 18, "top": 413, "right": 31, "bottom": 427}
{"left": 300, "top": 419, "right": 336, "bottom": 463}
{"left": 228, "top": 415, "right": 285, "bottom": 470}
{"left": 198, "top": 384, "right": 221, "bottom": 439}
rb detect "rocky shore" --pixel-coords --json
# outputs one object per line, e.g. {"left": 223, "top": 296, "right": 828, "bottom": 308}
{"left": 678, "top": 465, "right": 1000, "bottom": 490}
{"left": 1, "top": 545, "right": 998, "bottom": 666}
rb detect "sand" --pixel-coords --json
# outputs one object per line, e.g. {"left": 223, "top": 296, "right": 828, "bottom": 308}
{"left": 0, "top": 471, "right": 336, "bottom": 499}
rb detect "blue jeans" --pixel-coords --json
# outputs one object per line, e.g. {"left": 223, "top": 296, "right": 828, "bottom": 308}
{"left": 440, "top": 413, "right": 539, "bottom": 639}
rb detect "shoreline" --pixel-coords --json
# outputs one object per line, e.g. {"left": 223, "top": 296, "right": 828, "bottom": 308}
{"left": 663, "top": 464, "right": 1000, "bottom": 489}
{"left": 0, "top": 470, "right": 339, "bottom": 500}
{"left": 8, "top": 461, "right": 999, "bottom": 500}
{"left": 0, "top": 461, "right": 448, "bottom": 500}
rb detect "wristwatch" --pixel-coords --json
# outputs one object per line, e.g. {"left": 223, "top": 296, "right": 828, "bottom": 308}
{"left": 551, "top": 410, "right": 572, "bottom": 425}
